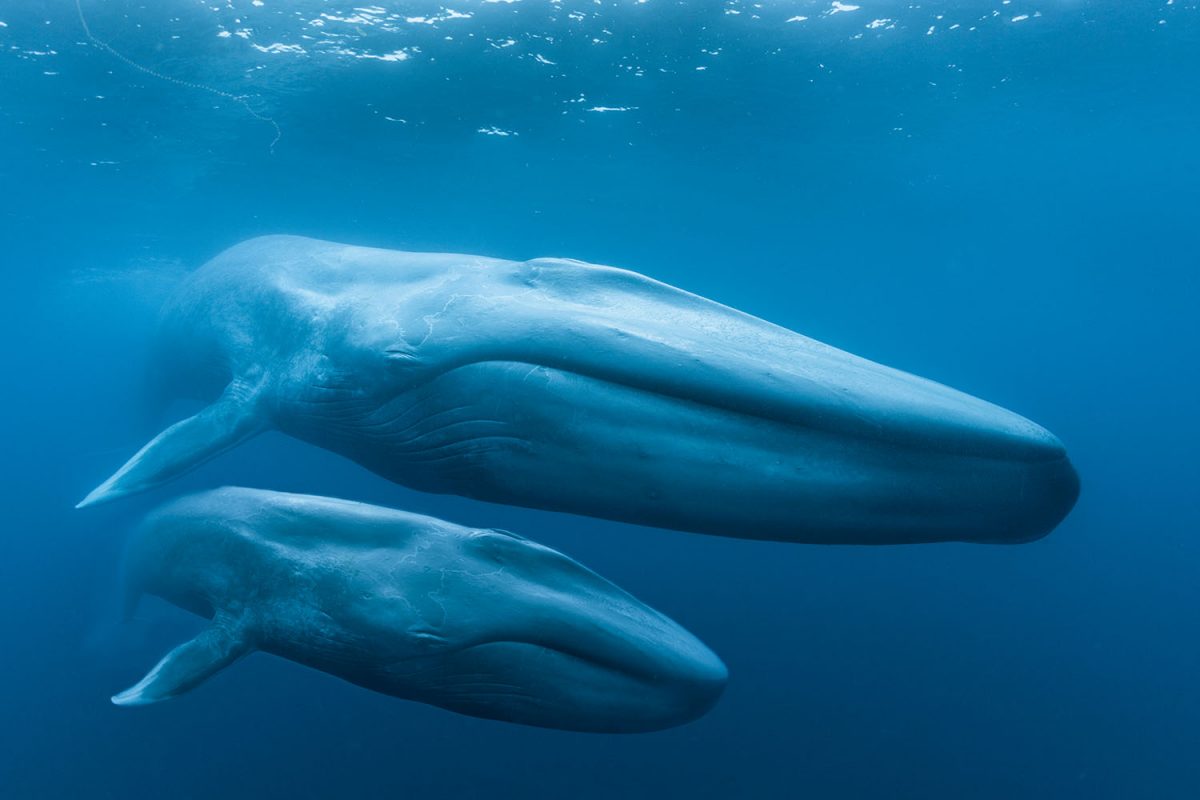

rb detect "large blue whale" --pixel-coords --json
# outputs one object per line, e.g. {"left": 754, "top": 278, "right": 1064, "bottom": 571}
{"left": 79, "top": 235, "right": 1078, "bottom": 543}
{"left": 113, "top": 488, "right": 726, "bottom": 732}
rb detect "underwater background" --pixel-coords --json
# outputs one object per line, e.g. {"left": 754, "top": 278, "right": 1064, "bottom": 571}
{"left": 2, "top": 0, "right": 1197, "bottom": 797}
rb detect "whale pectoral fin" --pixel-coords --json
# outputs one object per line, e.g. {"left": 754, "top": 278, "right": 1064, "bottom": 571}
{"left": 76, "top": 381, "right": 266, "bottom": 508}
{"left": 112, "top": 618, "right": 251, "bottom": 706}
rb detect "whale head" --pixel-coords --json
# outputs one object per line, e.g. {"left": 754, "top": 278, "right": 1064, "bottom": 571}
{"left": 743, "top": 343, "right": 1081, "bottom": 545}
{"left": 390, "top": 525, "right": 729, "bottom": 732}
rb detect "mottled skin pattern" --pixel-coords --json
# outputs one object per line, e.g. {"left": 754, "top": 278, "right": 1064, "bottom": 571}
{"left": 81, "top": 235, "right": 1078, "bottom": 543}
{"left": 114, "top": 488, "right": 727, "bottom": 733}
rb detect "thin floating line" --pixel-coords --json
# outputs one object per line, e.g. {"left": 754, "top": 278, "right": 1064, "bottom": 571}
{"left": 74, "top": 0, "right": 281, "bottom": 154}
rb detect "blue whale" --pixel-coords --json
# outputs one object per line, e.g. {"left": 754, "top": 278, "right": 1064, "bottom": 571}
{"left": 80, "top": 235, "right": 1078, "bottom": 543}
{"left": 112, "top": 488, "right": 727, "bottom": 732}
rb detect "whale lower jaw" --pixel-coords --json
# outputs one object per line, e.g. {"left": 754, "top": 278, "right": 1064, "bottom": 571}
{"left": 359, "top": 640, "right": 727, "bottom": 734}
{"left": 287, "top": 360, "right": 1078, "bottom": 545}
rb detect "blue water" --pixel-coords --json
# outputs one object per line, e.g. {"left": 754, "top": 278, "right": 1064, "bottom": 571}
{"left": 2, "top": 1, "right": 1198, "bottom": 797}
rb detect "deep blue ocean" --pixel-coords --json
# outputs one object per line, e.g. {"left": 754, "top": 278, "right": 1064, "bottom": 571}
{"left": 2, "top": 1, "right": 1198, "bottom": 797}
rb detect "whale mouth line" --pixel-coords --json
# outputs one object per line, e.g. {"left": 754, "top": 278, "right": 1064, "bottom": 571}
{"left": 373, "top": 358, "right": 1069, "bottom": 466}
{"left": 389, "top": 639, "right": 718, "bottom": 733}
{"left": 456, "top": 638, "right": 647, "bottom": 680}
{"left": 412, "top": 634, "right": 704, "bottom": 690}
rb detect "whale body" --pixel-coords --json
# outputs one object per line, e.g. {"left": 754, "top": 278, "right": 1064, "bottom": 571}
{"left": 80, "top": 235, "right": 1078, "bottom": 543}
{"left": 113, "top": 487, "right": 727, "bottom": 732}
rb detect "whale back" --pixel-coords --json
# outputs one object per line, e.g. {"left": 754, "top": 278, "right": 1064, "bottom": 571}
{"left": 124, "top": 488, "right": 447, "bottom": 597}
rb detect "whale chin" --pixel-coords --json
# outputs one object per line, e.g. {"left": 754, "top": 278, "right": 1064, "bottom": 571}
{"left": 379, "top": 639, "right": 728, "bottom": 734}
{"left": 966, "top": 452, "right": 1080, "bottom": 545}
{"left": 305, "top": 358, "right": 1079, "bottom": 545}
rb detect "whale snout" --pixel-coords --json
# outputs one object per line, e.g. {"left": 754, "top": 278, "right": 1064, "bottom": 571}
{"left": 903, "top": 393, "right": 1079, "bottom": 543}
{"left": 551, "top": 586, "right": 729, "bottom": 730}
{"left": 850, "top": 375, "right": 1081, "bottom": 544}
{"left": 775, "top": 346, "right": 1082, "bottom": 544}
{"left": 641, "top": 632, "right": 729, "bottom": 725}
{"left": 536, "top": 606, "right": 729, "bottom": 732}
{"left": 1007, "top": 449, "right": 1080, "bottom": 542}
{"left": 955, "top": 416, "right": 1079, "bottom": 543}
{"left": 445, "top": 531, "right": 728, "bottom": 731}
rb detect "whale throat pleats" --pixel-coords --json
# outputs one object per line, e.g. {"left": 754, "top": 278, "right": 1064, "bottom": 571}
{"left": 112, "top": 615, "right": 252, "bottom": 706}
{"left": 77, "top": 379, "right": 267, "bottom": 508}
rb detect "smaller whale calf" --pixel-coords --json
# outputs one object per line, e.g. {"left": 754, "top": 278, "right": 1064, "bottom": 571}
{"left": 113, "top": 488, "right": 726, "bottom": 733}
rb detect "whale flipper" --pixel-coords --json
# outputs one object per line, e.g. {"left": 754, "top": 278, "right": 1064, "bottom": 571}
{"left": 77, "top": 380, "right": 265, "bottom": 508}
{"left": 112, "top": 616, "right": 251, "bottom": 706}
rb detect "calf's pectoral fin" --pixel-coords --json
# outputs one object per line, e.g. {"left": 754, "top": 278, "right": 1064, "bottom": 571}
{"left": 76, "top": 379, "right": 267, "bottom": 508}
{"left": 112, "top": 616, "right": 252, "bottom": 706}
